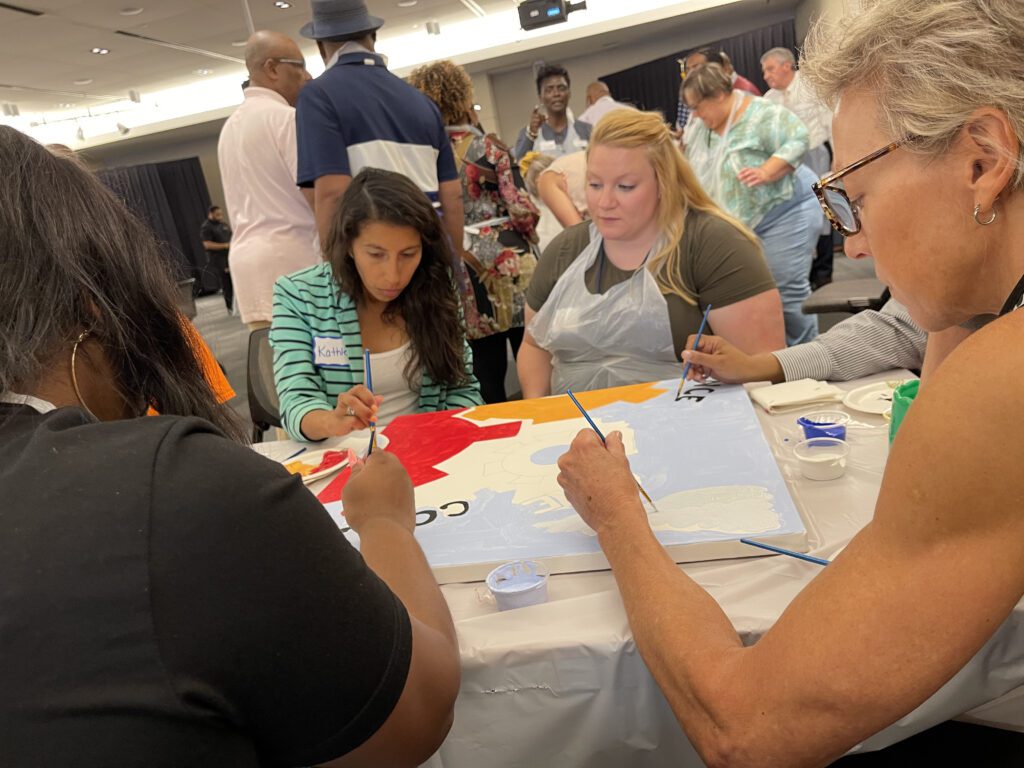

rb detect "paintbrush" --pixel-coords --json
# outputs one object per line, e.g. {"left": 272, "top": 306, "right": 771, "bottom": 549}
{"left": 676, "top": 303, "right": 713, "bottom": 400}
{"left": 565, "top": 389, "right": 658, "bottom": 512}
{"left": 740, "top": 538, "right": 831, "bottom": 566}
{"left": 363, "top": 348, "right": 377, "bottom": 456}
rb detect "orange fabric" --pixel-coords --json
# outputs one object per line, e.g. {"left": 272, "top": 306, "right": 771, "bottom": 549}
{"left": 146, "top": 319, "right": 235, "bottom": 415}
{"left": 185, "top": 323, "right": 236, "bottom": 403}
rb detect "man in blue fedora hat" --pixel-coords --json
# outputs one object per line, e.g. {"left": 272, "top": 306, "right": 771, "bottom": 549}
{"left": 296, "top": 0, "right": 466, "bottom": 256}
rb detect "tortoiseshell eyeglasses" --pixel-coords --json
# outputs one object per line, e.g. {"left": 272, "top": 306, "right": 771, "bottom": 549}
{"left": 812, "top": 139, "right": 906, "bottom": 236}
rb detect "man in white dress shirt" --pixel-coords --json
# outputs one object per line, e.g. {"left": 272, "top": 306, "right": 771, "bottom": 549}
{"left": 761, "top": 46, "right": 836, "bottom": 288}
{"left": 218, "top": 31, "right": 319, "bottom": 330}
{"left": 576, "top": 82, "right": 627, "bottom": 128}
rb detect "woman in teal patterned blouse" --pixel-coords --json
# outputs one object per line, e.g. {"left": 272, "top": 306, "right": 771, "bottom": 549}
{"left": 683, "top": 63, "right": 822, "bottom": 346}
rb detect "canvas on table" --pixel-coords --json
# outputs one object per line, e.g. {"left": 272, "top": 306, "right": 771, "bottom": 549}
{"left": 319, "top": 379, "right": 807, "bottom": 583}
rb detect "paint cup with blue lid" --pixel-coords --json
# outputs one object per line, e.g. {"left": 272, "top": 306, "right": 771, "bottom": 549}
{"left": 797, "top": 410, "right": 849, "bottom": 441}
{"left": 486, "top": 560, "right": 549, "bottom": 611}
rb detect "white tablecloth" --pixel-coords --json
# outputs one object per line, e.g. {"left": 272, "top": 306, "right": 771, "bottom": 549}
{"left": 259, "top": 371, "right": 1024, "bottom": 765}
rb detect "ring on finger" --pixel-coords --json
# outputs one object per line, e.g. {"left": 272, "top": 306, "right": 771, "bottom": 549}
{"left": 346, "top": 405, "right": 355, "bottom": 417}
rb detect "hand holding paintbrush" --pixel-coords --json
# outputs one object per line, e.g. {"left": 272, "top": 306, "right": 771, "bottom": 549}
{"left": 676, "top": 304, "right": 712, "bottom": 400}
{"left": 565, "top": 390, "right": 658, "bottom": 513}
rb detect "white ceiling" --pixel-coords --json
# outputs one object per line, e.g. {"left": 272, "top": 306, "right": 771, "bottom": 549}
{"left": 1, "top": 0, "right": 800, "bottom": 145}
{"left": 0, "top": 0, "right": 510, "bottom": 113}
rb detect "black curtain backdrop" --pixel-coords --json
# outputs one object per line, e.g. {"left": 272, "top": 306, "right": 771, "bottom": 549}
{"left": 601, "top": 19, "right": 798, "bottom": 123}
{"left": 96, "top": 157, "right": 216, "bottom": 292}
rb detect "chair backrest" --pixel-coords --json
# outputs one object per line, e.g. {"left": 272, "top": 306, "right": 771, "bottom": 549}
{"left": 247, "top": 328, "right": 281, "bottom": 441}
{"left": 801, "top": 278, "right": 890, "bottom": 316}
{"left": 175, "top": 278, "right": 197, "bottom": 319}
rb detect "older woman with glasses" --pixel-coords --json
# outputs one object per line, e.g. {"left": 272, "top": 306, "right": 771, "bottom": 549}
{"left": 555, "top": 0, "right": 1024, "bottom": 763}
{"left": 682, "top": 62, "right": 822, "bottom": 347}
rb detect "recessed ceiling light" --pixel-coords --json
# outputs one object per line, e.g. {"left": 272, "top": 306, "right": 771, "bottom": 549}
{"left": 58, "top": 102, "right": 77, "bottom": 108}
{"left": 274, "top": 1, "right": 292, "bottom": 8}
{"left": 74, "top": 77, "right": 94, "bottom": 85}
{"left": 398, "top": 0, "right": 418, "bottom": 6}
{"left": 231, "top": 40, "right": 247, "bottom": 47}
{"left": 119, "top": 6, "right": 144, "bottom": 15}
{"left": 194, "top": 68, "right": 213, "bottom": 75}
{"left": 91, "top": 47, "right": 110, "bottom": 55}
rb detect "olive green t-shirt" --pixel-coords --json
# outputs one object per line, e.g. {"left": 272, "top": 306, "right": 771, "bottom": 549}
{"left": 525, "top": 210, "right": 777, "bottom": 358}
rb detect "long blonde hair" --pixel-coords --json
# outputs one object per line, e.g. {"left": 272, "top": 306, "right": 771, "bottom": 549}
{"left": 588, "top": 108, "right": 760, "bottom": 304}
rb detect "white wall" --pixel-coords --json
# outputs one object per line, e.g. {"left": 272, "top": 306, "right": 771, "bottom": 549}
{"left": 486, "top": 6, "right": 796, "bottom": 146}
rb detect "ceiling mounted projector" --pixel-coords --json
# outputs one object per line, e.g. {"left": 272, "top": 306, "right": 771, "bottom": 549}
{"left": 518, "top": 0, "right": 587, "bottom": 31}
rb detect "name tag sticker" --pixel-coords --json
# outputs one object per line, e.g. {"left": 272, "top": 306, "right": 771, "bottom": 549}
{"left": 537, "top": 139, "right": 557, "bottom": 151}
{"left": 313, "top": 336, "right": 350, "bottom": 368}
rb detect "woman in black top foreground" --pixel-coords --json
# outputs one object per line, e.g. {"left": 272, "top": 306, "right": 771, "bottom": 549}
{"left": 0, "top": 126, "right": 458, "bottom": 767}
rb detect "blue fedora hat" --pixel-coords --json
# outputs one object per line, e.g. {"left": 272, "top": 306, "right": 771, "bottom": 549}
{"left": 300, "top": 0, "right": 384, "bottom": 40}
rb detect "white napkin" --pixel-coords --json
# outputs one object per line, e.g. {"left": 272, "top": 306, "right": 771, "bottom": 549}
{"left": 750, "top": 378, "right": 844, "bottom": 413}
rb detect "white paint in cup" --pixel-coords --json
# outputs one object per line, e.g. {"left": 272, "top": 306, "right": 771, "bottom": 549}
{"left": 486, "top": 560, "right": 548, "bottom": 611}
{"left": 793, "top": 437, "right": 850, "bottom": 481}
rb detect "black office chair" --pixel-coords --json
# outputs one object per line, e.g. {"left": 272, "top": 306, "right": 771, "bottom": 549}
{"left": 801, "top": 278, "right": 890, "bottom": 316}
{"left": 247, "top": 328, "right": 281, "bottom": 443}
{"left": 175, "top": 278, "right": 197, "bottom": 319}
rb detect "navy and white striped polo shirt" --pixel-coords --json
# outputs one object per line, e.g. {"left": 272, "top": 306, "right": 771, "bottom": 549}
{"left": 296, "top": 51, "right": 457, "bottom": 200}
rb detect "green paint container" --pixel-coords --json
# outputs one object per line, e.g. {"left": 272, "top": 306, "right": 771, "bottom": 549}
{"left": 888, "top": 380, "right": 920, "bottom": 444}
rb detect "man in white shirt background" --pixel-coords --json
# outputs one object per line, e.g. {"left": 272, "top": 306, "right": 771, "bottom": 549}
{"left": 576, "top": 81, "right": 627, "bottom": 128}
{"left": 761, "top": 46, "right": 836, "bottom": 288}
{"left": 218, "top": 30, "right": 320, "bottom": 330}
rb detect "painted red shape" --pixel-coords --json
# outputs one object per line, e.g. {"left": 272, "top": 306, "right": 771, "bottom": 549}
{"left": 317, "top": 409, "right": 522, "bottom": 504}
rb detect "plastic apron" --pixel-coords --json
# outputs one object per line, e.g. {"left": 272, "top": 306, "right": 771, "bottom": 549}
{"left": 527, "top": 224, "right": 681, "bottom": 394}
{"left": 533, "top": 113, "right": 588, "bottom": 158}
{"left": 684, "top": 93, "right": 746, "bottom": 205}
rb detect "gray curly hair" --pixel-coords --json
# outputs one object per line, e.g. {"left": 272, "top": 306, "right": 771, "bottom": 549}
{"left": 801, "top": 0, "right": 1024, "bottom": 189}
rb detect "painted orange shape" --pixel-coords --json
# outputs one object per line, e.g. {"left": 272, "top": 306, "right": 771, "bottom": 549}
{"left": 462, "top": 381, "right": 667, "bottom": 425}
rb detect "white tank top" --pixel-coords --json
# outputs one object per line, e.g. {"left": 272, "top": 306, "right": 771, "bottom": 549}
{"left": 369, "top": 342, "right": 419, "bottom": 425}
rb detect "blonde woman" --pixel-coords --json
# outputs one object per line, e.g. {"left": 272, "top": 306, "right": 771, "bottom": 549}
{"left": 558, "top": 0, "right": 1024, "bottom": 763}
{"left": 537, "top": 150, "right": 589, "bottom": 228}
{"left": 517, "top": 108, "right": 784, "bottom": 397}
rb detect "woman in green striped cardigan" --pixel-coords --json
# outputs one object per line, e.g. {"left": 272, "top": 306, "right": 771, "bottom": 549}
{"left": 271, "top": 168, "right": 483, "bottom": 442}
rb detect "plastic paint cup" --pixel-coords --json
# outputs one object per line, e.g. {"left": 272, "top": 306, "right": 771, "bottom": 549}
{"left": 888, "top": 380, "right": 920, "bottom": 445}
{"left": 486, "top": 560, "right": 549, "bottom": 611}
{"left": 793, "top": 437, "right": 850, "bottom": 481}
{"left": 796, "top": 411, "right": 849, "bottom": 441}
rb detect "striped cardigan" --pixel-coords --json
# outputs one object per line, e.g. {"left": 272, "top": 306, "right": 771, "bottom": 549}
{"left": 271, "top": 263, "right": 483, "bottom": 441}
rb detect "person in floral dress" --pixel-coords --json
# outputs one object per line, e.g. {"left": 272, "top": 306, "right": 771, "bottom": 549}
{"left": 410, "top": 60, "right": 540, "bottom": 403}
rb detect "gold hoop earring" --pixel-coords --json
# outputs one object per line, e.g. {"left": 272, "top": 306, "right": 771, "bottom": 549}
{"left": 70, "top": 330, "right": 98, "bottom": 420}
{"left": 973, "top": 203, "right": 997, "bottom": 226}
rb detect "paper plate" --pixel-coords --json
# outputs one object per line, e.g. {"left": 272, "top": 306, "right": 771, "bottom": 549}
{"left": 842, "top": 382, "right": 897, "bottom": 415}
{"left": 283, "top": 449, "right": 349, "bottom": 484}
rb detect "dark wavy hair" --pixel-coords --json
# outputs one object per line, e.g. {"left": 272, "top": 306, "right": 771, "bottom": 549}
{"left": 325, "top": 168, "right": 470, "bottom": 389}
{"left": 0, "top": 125, "right": 246, "bottom": 441}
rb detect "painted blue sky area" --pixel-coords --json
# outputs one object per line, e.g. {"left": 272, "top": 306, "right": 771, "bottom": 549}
{"left": 530, "top": 445, "right": 570, "bottom": 466}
